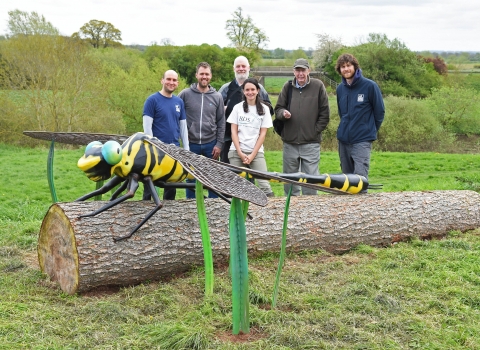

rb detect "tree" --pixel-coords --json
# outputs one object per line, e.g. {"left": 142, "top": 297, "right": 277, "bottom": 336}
{"left": 272, "top": 48, "right": 286, "bottom": 59}
{"left": 427, "top": 85, "right": 480, "bottom": 133}
{"left": 159, "top": 37, "right": 175, "bottom": 46}
{"left": 0, "top": 35, "right": 124, "bottom": 142}
{"left": 6, "top": 9, "right": 59, "bottom": 37}
{"left": 225, "top": 7, "right": 269, "bottom": 53}
{"left": 74, "top": 20, "right": 122, "bottom": 48}
{"left": 142, "top": 43, "right": 252, "bottom": 88}
{"left": 313, "top": 33, "right": 343, "bottom": 69}
{"left": 422, "top": 56, "right": 448, "bottom": 75}
{"left": 93, "top": 49, "right": 174, "bottom": 133}
{"left": 291, "top": 47, "right": 308, "bottom": 60}
{"left": 324, "top": 33, "right": 443, "bottom": 97}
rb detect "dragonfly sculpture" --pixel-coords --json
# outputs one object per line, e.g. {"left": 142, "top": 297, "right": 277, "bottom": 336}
{"left": 24, "top": 130, "right": 381, "bottom": 335}
{"left": 72, "top": 132, "right": 379, "bottom": 239}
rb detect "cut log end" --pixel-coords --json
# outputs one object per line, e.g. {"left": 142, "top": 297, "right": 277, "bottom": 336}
{"left": 38, "top": 204, "right": 79, "bottom": 294}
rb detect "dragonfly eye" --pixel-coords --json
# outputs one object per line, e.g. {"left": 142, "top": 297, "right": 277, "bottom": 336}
{"left": 101, "top": 140, "right": 122, "bottom": 165}
{"left": 85, "top": 141, "right": 103, "bottom": 153}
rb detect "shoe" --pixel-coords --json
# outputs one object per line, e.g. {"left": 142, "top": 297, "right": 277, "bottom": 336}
{"left": 266, "top": 192, "right": 275, "bottom": 198}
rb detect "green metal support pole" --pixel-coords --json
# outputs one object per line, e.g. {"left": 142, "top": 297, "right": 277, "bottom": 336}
{"left": 47, "top": 139, "right": 58, "bottom": 203}
{"left": 94, "top": 181, "right": 104, "bottom": 201}
{"left": 195, "top": 181, "right": 214, "bottom": 295}
{"left": 272, "top": 184, "right": 293, "bottom": 308}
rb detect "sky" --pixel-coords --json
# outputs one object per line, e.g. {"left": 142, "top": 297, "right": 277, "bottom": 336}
{"left": 0, "top": 0, "right": 478, "bottom": 53}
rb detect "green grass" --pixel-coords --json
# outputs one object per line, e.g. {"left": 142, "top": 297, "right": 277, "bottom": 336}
{"left": 1, "top": 143, "right": 480, "bottom": 348}
{"left": 266, "top": 150, "right": 480, "bottom": 196}
{"left": 263, "top": 77, "right": 291, "bottom": 94}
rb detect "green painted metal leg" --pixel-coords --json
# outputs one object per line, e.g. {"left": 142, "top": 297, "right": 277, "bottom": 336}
{"left": 94, "top": 181, "right": 104, "bottom": 201}
{"left": 47, "top": 139, "right": 58, "bottom": 203}
{"left": 229, "top": 197, "right": 250, "bottom": 334}
{"left": 241, "top": 200, "right": 250, "bottom": 221}
{"left": 195, "top": 181, "right": 214, "bottom": 295}
{"left": 272, "top": 184, "right": 293, "bottom": 308}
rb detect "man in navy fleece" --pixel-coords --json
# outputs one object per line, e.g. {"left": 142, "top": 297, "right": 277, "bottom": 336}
{"left": 335, "top": 53, "right": 385, "bottom": 187}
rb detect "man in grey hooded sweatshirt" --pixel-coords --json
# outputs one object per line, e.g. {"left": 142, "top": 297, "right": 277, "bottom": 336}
{"left": 178, "top": 62, "right": 226, "bottom": 199}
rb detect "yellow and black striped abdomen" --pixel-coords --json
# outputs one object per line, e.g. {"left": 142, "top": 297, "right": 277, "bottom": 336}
{"left": 279, "top": 173, "right": 366, "bottom": 194}
{"left": 111, "top": 133, "right": 190, "bottom": 182}
{"left": 145, "top": 142, "right": 190, "bottom": 182}
{"left": 323, "top": 174, "right": 365, "bottom": 194}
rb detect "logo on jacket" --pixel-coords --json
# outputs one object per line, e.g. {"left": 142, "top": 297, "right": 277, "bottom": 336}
{"left": 175, "top": 105, "right": 181, "bottom": 112}
{"left": 357, "top": 94, "right": 364, "bottom": 102}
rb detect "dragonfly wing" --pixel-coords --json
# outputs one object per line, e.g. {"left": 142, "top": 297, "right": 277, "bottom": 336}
{"left": 146, "top": 138, "right": 268, "bottom": 206}
{"left": 23, "top": 131, "right": 129, "bottom": 145}
{"left": 206, "top": 159, "right": 351, "bottom": 195}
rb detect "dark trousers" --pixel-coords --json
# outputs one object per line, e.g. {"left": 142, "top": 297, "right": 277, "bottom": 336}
{"left": 220, "top": 139, "right": 232, "bottom": 164}
{"left": 142, "top": 184, "right": 176, "bottom": 201}
{"left": 338, "top": 141, "right": 372, "bottom": 179}
{"left": 338, "top": 141, "right": 372, "bottom": 193}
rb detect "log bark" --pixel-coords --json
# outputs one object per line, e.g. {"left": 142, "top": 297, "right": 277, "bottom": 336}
{"left": 38, "top": 190, "right": 480, "bottom": 294}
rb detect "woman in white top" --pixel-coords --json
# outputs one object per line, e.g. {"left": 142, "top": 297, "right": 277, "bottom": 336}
{"left": 227, "top": 78, "right": 274, "bottom": 197}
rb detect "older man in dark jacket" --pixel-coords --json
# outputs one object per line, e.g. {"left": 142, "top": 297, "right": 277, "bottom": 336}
{"left": 274, "top": 58, "right": 330, "bottom": 196}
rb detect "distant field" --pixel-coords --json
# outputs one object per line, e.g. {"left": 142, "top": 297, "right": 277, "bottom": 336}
{"left": 262, "top": 77, "right": 291, "bottom": 94}
{"left": 257, "top": 58, "right": 295, "bottom": 67}
{"left": 447, "top": 62, "right": 480, "bottom": 73}
{"left": 450, "top": 62, "right": 480, "bottom": 69}
{"left": 260, "top": 76, "right": 338, "bottom": 95}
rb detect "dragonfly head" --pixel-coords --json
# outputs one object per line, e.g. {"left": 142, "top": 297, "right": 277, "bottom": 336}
{"left": 77, "top": 140, "right": 122, "bottom": 181}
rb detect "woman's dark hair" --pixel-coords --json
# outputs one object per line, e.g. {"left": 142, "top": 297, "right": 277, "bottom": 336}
{"left": 335, "top": 53, "right": 360, "bottom": 74}
{"left": 241, "top": 78, "right": 265, "bottom": 115}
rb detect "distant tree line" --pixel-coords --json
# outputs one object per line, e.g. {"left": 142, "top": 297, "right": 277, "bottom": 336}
{"left": 313, "top": 33, "right": 441, "bottom": 97}
{"left": 141, "top": 44, "right": 255, "bottom": 89}
{"left": 434, "top": 51, "right": 480, "bottom": 63}
{"left": 261, "top": 48, "right": 314, "bottom": 60}
{"left": 0, "top": 9, "right": 263, "bottom": 143}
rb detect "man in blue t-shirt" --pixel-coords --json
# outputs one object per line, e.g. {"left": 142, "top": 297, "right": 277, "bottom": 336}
{"left": 142, "top": 69, "right": 189, "bottom": 200}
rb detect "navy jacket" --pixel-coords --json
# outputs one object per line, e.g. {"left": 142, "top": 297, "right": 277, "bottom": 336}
{"left": 336, "top": 69, "right": 385, "bottom": 144}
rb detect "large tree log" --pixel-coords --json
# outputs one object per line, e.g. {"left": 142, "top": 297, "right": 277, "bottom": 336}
{"left": 38, "top": 190, "right": 480, "bottom": 294}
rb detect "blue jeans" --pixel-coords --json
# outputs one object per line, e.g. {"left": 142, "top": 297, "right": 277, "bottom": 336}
{"left": 186, "top": 140, "right": 219, "bottom": 199}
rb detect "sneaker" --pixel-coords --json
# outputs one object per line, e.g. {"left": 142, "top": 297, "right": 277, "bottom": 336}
{"left": 266, "top": 192, "right": 275, "bottom": 198}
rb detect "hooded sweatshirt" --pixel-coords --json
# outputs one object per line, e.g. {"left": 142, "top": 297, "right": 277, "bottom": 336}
{"left": 336, "top": 69, "right": 385, "bottom": 144}
{"left": 178, "top": 84, "right": 226, "bottom": 149}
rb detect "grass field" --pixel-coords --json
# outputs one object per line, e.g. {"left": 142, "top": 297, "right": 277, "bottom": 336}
{"left": 1, "top": 143, "right": 480, "bottom": 348}
{"left": 262, "top": 77, "right": 292, "bottom": 94}
{"left": 449, "top": 62, "right": 480, "bottom": 70}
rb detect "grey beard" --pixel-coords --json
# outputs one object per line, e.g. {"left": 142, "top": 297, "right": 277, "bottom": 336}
{"left": 235, "top": 72, "right": 249, "bottom": 81}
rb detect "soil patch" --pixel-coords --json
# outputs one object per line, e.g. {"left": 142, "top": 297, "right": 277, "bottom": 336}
{"left": 215, "top": 326, "right": 268, "bottom": 344}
